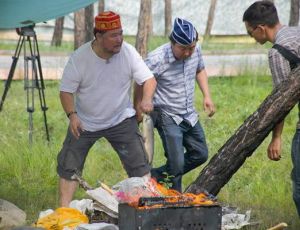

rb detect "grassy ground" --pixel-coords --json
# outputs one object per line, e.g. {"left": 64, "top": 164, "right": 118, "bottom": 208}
{"left": 0, "top": 36, "right": 298, "bottom": 228}
{"left": 0, "top": 72, "right": 299, "bottom": 229}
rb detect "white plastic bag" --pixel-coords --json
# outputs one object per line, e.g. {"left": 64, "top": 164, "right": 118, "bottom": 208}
{"left": 75, "top": 223, "right": 118, "bottom": 230}
{"left": 112, "top": 177, "right": 161, "bottom": 204}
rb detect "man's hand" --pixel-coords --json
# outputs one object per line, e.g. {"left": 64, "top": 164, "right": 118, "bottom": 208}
{"left": 140, "top": 99, "right": 154, "bottom": 114}
{"left": 203, "top": 97, "right": 215, "bottom": 117}
{"left": 69, "top": 114, "right": 83, "bottom": 139}
{"left": 135, "top": 99, "right": 153, "bottom": 124}
{"left": 135, "top": 110, "right": 143, "bottom": 123}
{"left": 267, "top": 136, "right": 281, "bottom": 161}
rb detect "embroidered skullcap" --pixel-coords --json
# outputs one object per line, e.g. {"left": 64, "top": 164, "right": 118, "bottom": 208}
{"left": 95, "top": 11, "right": 122, "bottom": 31}
{"left": 170, "top": 18, "right": 197, "bottom": 45}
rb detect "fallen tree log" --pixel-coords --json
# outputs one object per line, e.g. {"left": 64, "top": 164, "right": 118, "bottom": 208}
{"left": 185, "top": 66, "right": 300, "bottom": 196}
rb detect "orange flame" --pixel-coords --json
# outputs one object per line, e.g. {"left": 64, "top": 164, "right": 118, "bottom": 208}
{"left": 130, "top": 178, "right": 216, "bottom": 209}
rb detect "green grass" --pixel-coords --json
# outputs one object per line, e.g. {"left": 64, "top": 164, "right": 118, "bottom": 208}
{"left": 0, "top": 35, "right": 270, "bottom": 55}
{"left": 0, "top": 39, "right": 74, "bottom": 55}
{"left": 200, "top": 35, "right": 272, "bottom": 54}
{"left": 0, "top": 72, "right": 299, "bottom": 229}
{"left": 0, "top": 35, "right": 297, "bottom": 228}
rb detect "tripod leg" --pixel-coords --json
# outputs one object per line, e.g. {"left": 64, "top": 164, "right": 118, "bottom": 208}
{"left": 36, "top": 54, "right": 50, "bottom": 141}
{"left": 0, "top": 36, "right": 24, "bottom": 111}
{"left": 24, "top": 45, "right": 35, "bottom": 145}
{"left": 27, "top": 86, "right": 34, "bottom": 145}
{"left": 31, "top": 35, "right": 50, "bottom": 141}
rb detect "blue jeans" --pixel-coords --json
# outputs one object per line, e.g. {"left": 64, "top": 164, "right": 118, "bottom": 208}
{"left": 151, "top": 110, "right": 208, "bottom": 192}
{"left": 292, "top": 129, "right": 300, "bottom": 217}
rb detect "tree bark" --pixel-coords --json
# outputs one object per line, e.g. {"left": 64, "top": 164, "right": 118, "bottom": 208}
{"left": 148, "top": 1, "right": 153, "bottom": 37}
{"left": 98, "top": 0, "right": 105, "bottom": 14}
{"left": 164, "top": 0, "right": 172, "bottom": 37}
{"left": 289, "top": 0, "right": 300, "bottom": 26}
{"left": 185, "top": 67, "right": 300, "bottom": 196}
{"left": 74, "top": 8, "right": 86, "bottom": 50}
{"left": 51, "top": 17, "right": 64, "bottom": 47}
{"left": 135, "top": 0, "right": 152, "bottom": 58}
{"left": 204, "top": 0, "right": 217, "bottom": 39}
{"left": 85, "top": 4, "right": 94, "bottom": 42}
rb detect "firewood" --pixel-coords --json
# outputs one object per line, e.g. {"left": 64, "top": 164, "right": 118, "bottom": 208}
{"left": 71, "top": 171, "right": 93, "bottom": 190}
{"left": 186, "top": 67, "right": 300, "bottom": 195}
{"left": 267, "top": 222, "right": 288, "bottom": 230}
{"left": 98, "top": 181, "right": 114, "bottom": 195}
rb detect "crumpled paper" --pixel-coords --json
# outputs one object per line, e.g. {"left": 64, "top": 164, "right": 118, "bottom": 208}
{"left": 222, "top": 206, "right": 258, "bottom": 230}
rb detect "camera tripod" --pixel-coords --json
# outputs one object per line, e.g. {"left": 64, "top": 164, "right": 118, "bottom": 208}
{"left": 0, "top": 25, "right": 50, "bottom": 143}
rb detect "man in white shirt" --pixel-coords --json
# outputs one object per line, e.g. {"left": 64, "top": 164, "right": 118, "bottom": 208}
{"left": 57, "top": 11, "right": 157, "bottom": 207}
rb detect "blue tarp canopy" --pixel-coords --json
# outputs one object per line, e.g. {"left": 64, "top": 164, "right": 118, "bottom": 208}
{"left": 0, "top": 0, "right": 97, "bottom": 29}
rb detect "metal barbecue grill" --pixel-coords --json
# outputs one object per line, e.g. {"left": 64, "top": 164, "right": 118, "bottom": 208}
{"left": 118, "top": 197, "right": 222, "bottom": 230}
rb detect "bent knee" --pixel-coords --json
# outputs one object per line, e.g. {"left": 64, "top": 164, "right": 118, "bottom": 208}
{"left": 194, "top": 149, "right": 208, "bottom": 164}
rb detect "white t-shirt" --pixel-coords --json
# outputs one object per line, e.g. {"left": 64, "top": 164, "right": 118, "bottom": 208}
{"left": 60, "top": 41, "right": 153, "bottom": 131}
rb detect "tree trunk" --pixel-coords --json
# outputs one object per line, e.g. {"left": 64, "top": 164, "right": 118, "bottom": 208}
{"left": 185, "top": 67, "right": 300, "bottom": 196}
{"left": 51, "top": 17, "right": 64, "bottom": 47}
{"left": 148, "top": 1, "right": 153, "bottom": 37}
{"left": 74, "top": 8, "right": 86, "bottom": 50}
{"left": 164, "top": 0, "right": 172, "bottom": 37}
{"left": 204, "top": 0, "right": 217, "bottom": 39}
{"left": 135, "top": 0, "right": 152, "bottom": 58}
{"left": 289, "top": 0, "right": 300, "bottom": 26}
{"left": 85, "top": 4, "right": 94, "bottom": 42}
{"left": 98, "top": 0, "right": 105, "bottom": 14}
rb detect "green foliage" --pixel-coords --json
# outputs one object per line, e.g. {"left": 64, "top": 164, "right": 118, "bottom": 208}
{"left": 159, "top": 172, "right": 174, "bottom": 189}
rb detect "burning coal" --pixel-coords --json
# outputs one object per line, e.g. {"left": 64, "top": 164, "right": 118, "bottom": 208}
{"left": 114, "top": 178, "right": 217, "bottom": 209}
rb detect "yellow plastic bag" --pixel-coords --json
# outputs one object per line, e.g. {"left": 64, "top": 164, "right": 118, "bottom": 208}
{"left": 35, "top": 207, "right": 89, "bottom": 230}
